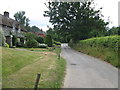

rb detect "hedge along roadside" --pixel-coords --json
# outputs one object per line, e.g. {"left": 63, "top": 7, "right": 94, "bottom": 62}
{"left": 69, "top": 35, "right": 120, "bottom": 68}
{"left": 80, "top": 35, "right": 119, "bottom": 51}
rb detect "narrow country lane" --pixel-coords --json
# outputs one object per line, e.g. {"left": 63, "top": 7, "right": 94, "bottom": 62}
{"left": 61, "top": 43, "right": 118, "bottom": 88}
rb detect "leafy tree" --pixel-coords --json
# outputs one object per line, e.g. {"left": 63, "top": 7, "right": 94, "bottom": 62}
{"left": 44, "top": 1, "right": 109, "bottom": 42}
{"left": 24, "top": 32, "right": 37, "bottom": 41}
{"left": 106, "top": 27, "right": 120, "bottom": 35}
{"left": 47, "top": 28, "right": 58, "bottom": 41}
{"left": 14, "top": 11, "right": 30, "bottom": 29}
{"left": 31, "top": 26, "right": 40, "bottom": 32}
{"left": 25, "top": 26, "right": 32, "bottom": 32}
{"left": 45, "top": 35, "right": 53, "bottom": 47}
{"left": 46, "top": 27, "right": 70, "bottom": 42}
{"left": 36, "top": 36, "right": 44, "bottom": 43}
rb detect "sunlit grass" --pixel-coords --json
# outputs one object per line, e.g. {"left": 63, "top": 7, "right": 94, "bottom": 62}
{"left": 2, "top": 47, "right": 66, "bottom": 88}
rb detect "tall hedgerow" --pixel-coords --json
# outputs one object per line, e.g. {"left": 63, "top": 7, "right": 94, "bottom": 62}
{"left": 69, "top": 35, "right": 120, "bottom": 68}
{"left": 79, "top": 35, "right": 120, "bottom": 51}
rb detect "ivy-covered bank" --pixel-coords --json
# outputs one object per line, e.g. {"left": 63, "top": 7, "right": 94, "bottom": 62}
{"left": 69, "top": 35, "right": 120, "bottom": 68}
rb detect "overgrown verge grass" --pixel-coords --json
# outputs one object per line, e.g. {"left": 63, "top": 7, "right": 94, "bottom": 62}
{"left": 2, "top": 47, "right": 66, "bottom": 88}
{"left": 69, "top": 35, "right": 120, "bottom": 68}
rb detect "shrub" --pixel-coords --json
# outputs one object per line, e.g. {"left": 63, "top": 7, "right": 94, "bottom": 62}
{"left": 53, "top": 40, "right": 61, "bottom": 45}
{"left": 5, "top": 43, "right": 9, "bottom": 48}
{"left": 45, "top": 35, "right": 53, "bottom": 47}
{"left": 16, "top": 42, "right": 24, "bottom": 47}
{"left": 36, "top": 36, "right": 44, "bottom": 43}
{"left": 25, "top": 39, "right": 39, "bottom": 48}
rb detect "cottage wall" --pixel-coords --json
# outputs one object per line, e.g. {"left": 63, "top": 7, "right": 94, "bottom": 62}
{"left": 0, "top": 12, "right": 27, "bottom": 47}
{"left": 0, "top": 14, "right": 2, "bottom": 30}
{"left": 2, "top": 26, "right": 12, "bottom": 36}
{"left": 0, "top": 14, "right": 3, "bottom": 46}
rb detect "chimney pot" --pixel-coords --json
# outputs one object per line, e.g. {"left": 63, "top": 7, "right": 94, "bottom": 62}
{"left": 4, "top": 11, "right": 9, "bottom": 18}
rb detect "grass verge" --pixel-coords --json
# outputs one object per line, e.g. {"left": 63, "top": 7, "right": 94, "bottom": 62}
{"left": 71, "top": 45, "right": 118, "bottom": 67}
{"left": 2, "top": 47, "right": 66, "bottom": 88}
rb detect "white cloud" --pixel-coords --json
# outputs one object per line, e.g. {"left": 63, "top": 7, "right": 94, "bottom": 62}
{"left": 0, "top": 0, "right": 119, "bottom": 32}
{"left": 94, "top": 0, "right": 119, "bottom": 27}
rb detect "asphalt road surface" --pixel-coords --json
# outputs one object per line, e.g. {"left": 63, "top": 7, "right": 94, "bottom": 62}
{"left": 61, "top": 43, "right": 118, "bottom": 88}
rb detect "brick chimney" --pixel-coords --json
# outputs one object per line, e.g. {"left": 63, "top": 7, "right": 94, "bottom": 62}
{"left": 4, "top": 11, "right": 9, "bottom": 18}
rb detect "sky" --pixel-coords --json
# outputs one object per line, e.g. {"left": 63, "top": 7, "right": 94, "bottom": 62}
{"left": 0, "top": 0, "right": 119, "bottom": 31}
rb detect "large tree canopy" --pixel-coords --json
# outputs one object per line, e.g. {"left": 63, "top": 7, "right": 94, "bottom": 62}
{"left": 44, "top": 1, "right": 109, "bottom": 42}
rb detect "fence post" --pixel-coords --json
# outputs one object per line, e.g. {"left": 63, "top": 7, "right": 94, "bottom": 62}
{"left": 58, "top": 54, "right": 60, "bottom": 59}
{"left": 34, "top": 73, "right": 41, "bottom": 90}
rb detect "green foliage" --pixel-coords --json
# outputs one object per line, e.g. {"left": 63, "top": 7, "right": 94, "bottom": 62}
{"left": 46, "top": 28, "right": 61, "bottom": 42}
{"left": 36, "top": 36, "right": 44, "bottom": 43}
{"left": 24, "top": 32, "right": 37, "bottom": 41}
{"left": 5, "top": 43, "right": 9, "bottom": 48}
{"left": 26, "top": 25, "right": 43, "bottom": 33}
{"left": 25, "top": 39, "right": 39, "bottom": 48}
{"left": 14, "top": 11, "right": 30, "bottom": 27}
{"left": 44, "top": 1, "right": 108, "bottom": 41}
{"left": 79, "top": 35, "right": 120, "bottom": 51}
{"left": 69, "top": 35, "right": 120, "bottom": 68}
{"left": 106, "top": 26, "right": 120, "bottom": 36}
{"left": 16, "top": 42, "right": 24, "bottom": 47}
{"left": 45, "top": 35, "right": 53, "bottom": 47}
{"left": 53, "top": 40, "right": 61, "bottom": 45}
{"left": 31, "top": 26, "right": 41, "bottom": 32}
{"left": 25, "top": 32, "right": 46, "bottom": 48}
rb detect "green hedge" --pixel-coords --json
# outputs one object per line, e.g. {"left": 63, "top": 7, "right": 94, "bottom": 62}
{"left": 79, "top": 35, "right": 120, "bottom": 51}
{"left": 69, "top": 35, "right": 120, "bottom": 68}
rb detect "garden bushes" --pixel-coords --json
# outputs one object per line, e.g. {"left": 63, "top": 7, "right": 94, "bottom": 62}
{"left": 36, "top": 36, "right": 44, "bottom": 43}
{"left": 53, "top": 40, "right": 61, "bottom": 45}
{"left": 25, "top": 39, "right": 39, "bottom": 48}
{"left": 25, "top": 32, "right": 45, "bottom": 48}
